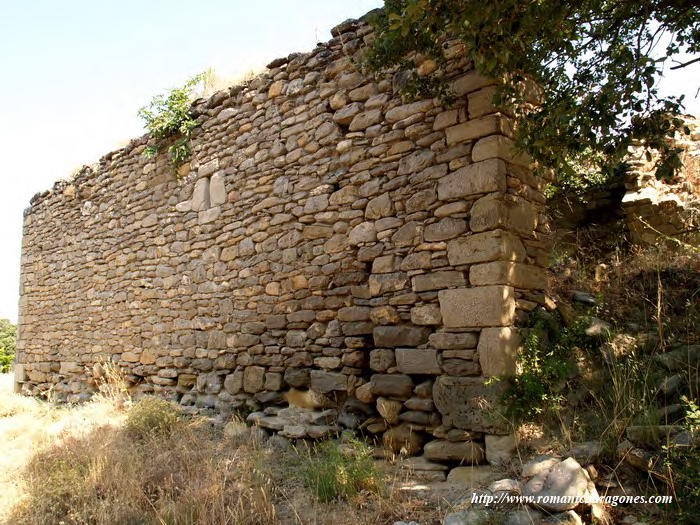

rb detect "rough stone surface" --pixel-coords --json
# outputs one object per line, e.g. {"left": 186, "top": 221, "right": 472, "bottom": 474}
{"left": 16, "top": 13, "right": 549, "bottom": 467}
{"left": 439, "top": 286, "right": 516, "bottom": 328}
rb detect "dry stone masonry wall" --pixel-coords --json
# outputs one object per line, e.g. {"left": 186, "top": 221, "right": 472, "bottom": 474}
{"left": 623, "top": 115, "right": 700, "bottom": 245}
{"left": 16, "top": 15, "right": 550, "bottom": 476}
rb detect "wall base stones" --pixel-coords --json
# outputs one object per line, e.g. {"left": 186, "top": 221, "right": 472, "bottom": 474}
{"left": 16, "top": 12, "right": 549, "bottom": 472}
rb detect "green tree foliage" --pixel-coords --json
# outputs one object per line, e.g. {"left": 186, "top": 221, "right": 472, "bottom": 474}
{"left": 366, "top": 0, "right": 699, "bottom": 181}
{"left": 138, "top": 74, "right": 205, "bottom": 172}
{"left": 0, "top": 319, "right": 16, "bottom": 373}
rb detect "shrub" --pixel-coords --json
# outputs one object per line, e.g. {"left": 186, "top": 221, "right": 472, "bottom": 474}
{"left": 138, "top": 74, "right": 204, "bottom": 171}
{"left": 298, "top": 438, "right": 383, "bottom": 502}
{"left": 125, "top": 396, "right": 180, "bottom": 439}
{"left": 0, "top": 319, "right": 16, "bottom": 373}
{"left": 503, "top": 311, "right": 591, "bottom": 421}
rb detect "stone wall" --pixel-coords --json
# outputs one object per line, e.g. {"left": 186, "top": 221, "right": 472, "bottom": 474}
{"left": 623, "top": 115, "right": 700, "bottom": 245}
{"left": 15, "top": 15, "right": 549, "bottom": 475}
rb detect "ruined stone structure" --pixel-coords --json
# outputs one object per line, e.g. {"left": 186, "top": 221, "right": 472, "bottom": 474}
{"left": 623, "top": 115, "right": 700, "bottom": 245}
{"left": 15, "top": 14, "right": 550, "bottom": 474}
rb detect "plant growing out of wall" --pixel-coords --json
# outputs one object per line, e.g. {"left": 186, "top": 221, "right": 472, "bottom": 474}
{"left": 138, "top": 74, "right": 204, "bottom": 172}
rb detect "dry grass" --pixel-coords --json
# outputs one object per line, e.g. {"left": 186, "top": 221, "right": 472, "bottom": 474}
{"left": 0, "top": 373, "right": 443, "bottom": 525}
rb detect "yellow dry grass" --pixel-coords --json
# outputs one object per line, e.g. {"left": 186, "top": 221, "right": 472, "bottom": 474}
{"left": 0, "top": 373, "right": 443, "bottom": 525}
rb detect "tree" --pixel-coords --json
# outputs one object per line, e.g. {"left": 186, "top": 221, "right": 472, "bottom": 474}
{"left": 365, "top": 0, "right": 699, "bottom": 182}
{"left": 0, "top": 319, "right": 16, "bottom": 373}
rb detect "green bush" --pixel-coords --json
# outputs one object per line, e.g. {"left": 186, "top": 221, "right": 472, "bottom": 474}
{"left": 298, "top": 438, "right": 382, "bottom": 502}
{"left": 138, "top": 74, "right": 204, "bottom": 171}
{"left": 125, "top": 397, "right": 180, "bottom": 439}
{"left": 503, "top": 311, "right": 591, "bottom": 421}
{"left": 0, "top": 319, "right": 16, "bottom": 373}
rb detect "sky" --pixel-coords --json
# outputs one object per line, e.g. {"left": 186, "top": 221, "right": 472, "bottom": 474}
{"left": 0, "top": 0, "right": 697, "bottom": 324}
{"left": 0, "top": 0, "right": 383, "bottom": 323}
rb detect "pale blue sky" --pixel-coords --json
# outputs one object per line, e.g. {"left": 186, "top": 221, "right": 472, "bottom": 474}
{"left": 0, "top": 1, "right": 697, "bottom": 323}
{"left": 0, "top": 0, "right": 383, "bottom": 323}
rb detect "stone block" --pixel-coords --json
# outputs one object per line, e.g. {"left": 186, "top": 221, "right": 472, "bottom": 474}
{"left": 433, "top": 376, "right": 510, "bottom": 434}
{"left": 373, "top": 326, "right": 430, "bottom": 347}
{"left": 470, "top": 262, "right": 547, "bottom": 289}
{"left": 477, "top": 327, "right": 520, "bottom": 377}
{"left": 310, "top": 370, "right": 348, "bottom": 392}
{"left": 447, "top": 229, "right": 526, "bottom": 266}
{"left": 209, "top": 173, "right": 227, "bottom": 206}
{"left": 370, "top": 374, "right": 414, "bottom": 398}
{"left": 412, "top": 271, "right": 466, "bottom": 292}
{"left": 424, "top": 217, "right": 467, "bottom": 242}
{"left": 349, "top": 109, "right": 382, "bottom": 131}
{"left": 438, "top": 286, "right": 515, "bottom": 327}
{"left": 469, "top": 194, "right": 538, "bottom": 234}
{"left": 437, "top": 159, "right": 507, "bottom": 200}
{"left": 451, "top": 71, "right": 495, "bottom": 96}
{"left": 410, "top": 304, "right": 442, "bottom": 325}
{"left": 243, "top": 366, "right": 265, "bottom": 393}
{"left": 468, "top": 85, "right": 499, "bottom": 118}
{"left": 429, "top": 332, "right": 478, "bottom": 349}
{"left": 472, "top": 135, "right": 530, "bottom": 166}
{"left": 445, "top": 115, "right": 512, "bottom": 145}
{"left": 446, "top": 465, "right": 499, "bottom": 485}
{"left": 423, "top": 439, "right": 486, "bottom": 463}
{"left": 396, "top": 348, "right": 441, "bottom": 374}
{"left": 485, "top": 433, "right": 518, "bottom": 465}
{"left": 192, "top": 178, "right": 211, "bottom": 211}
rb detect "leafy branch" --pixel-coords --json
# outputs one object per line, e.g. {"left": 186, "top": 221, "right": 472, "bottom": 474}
{"left": 137, "top": 74, "right": 204, "bottom": 172}
{"left": 365, "top": 0, "right": 699, "bottom": 181}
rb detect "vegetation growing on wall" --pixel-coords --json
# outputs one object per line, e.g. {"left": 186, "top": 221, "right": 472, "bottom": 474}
{"left": 138, "top": 74, "right": 205, "bottom": 172}
{"left": 366, "top": 0, "right": 699, "bottom": 181}
{"left": 0, "top": 319, "right": 16, "bottom": 373}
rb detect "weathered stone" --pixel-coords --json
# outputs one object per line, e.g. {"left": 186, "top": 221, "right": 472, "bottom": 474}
{"left": 446, "top": 465, "right": 499, "bottom": 486}
{"left": 373, "top": 326, "right": 430, "bottom": 347}
{"left": 423, "top": 439, "right": 486, "bottom": 464}
{"left": 365, "top": 193, "right": 394, "bottom": 219}
{"left": 192, "top": 178, "right": 211, "bottom": 211}
{"left": 478, "top": 327, "right": 519, "bottom": 377}
{"left": 523, "top": 457, "right": 598, "bottom": 512}
{"left": 410, "top": 304, "right": 442, "bottom": 325}
{"left": 438, "top": 159, "right": 507, "bottom": 199}
{"left": 370, "top": 374, "right": 414, "bottom": 398}
{"left": 447, "top": 230, "right": 526, "bottom": 266}
{"left": 424, "top": 217, "right": 467, "bottom": 242}
{"left": 469, "top": 194, "right": 537, "bottom": 234}
{"left": 348, "top": 222, "right": 377, "bottom": 244}
{"left": 310, "top": 370, "right": 348, "bottom": 392}
{"left": 472, "top": 135, "right": 529, "bottom": 166}
{"left": 396, "top": 348, "right": 441, "bottom": 374}
{"left": 333, "top": 102, "right": 363, "bottom": 125}
{"left": 429, "top": 332, "right": 478, "bottom": 349}
{"left": 445, "top": 115, "right": 512, "bottom": 145}
{"left": 412, "top": 271, "right": 466, "bottom": 292}
{"left": 470, "top": 262, "right": 547, "bottom": 289}
{"left": 284, "top": 368, "right": 310, "bottom": 388}
{"left": 433, "top": 376, "right": 510, "bottom": 433}
{"left": 209, "top": 173, "right": 227, "bottom": 206}
{"left": 439, "top": 286, "right": 515, "bottom": 327}
{"left": 485, "top": 433, "right": 517, "bottom": 465}
{"left": 349, "top": 109, "right": 382, "bottom": 131}
{"left": 383, "top": 423, "right": 424, "bottom": 455}
{"left": 243, "top": 366, "right": 265, "bottom": 393}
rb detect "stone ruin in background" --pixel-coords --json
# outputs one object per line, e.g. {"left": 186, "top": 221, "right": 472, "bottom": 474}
{"left": 623, "top": 115, "right": 700, "bottom": 245}
{"left": 14, "top": 12, "right": 552, "bottom": 480}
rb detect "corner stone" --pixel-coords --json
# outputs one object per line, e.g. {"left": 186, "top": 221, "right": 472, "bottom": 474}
{"left": 478, "top": 326, "right": 520, "bottom": 377}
